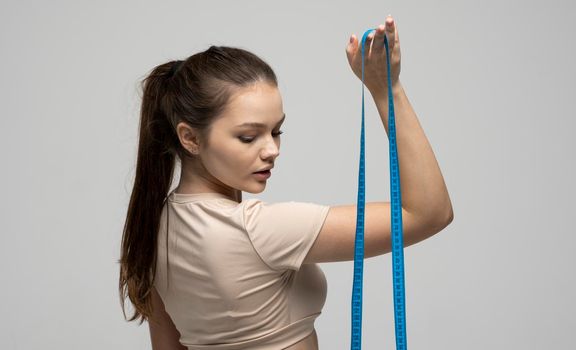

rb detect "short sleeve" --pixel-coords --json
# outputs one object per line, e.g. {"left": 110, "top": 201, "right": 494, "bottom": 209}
{"left": 242, "top": 198, "right": 330, "bottom": 272}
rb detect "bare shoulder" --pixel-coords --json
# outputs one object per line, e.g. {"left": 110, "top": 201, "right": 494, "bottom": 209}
{"left": 303, "top": 202, "right": 453, "bottom": 264}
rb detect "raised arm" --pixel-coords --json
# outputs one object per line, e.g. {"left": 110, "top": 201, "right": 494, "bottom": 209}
{"left": 304, "top": 83, "right": 453, "bottom": 265}
{"left": 346, "top": 15, "right": 453, "bottom": 222}
{"left": 304, "top": 16, "right": 453, "bottom": 265}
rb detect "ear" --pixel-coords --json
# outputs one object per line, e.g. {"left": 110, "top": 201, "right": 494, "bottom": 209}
{"left": 176, "top": 121, "right": 201, "bottom": 154}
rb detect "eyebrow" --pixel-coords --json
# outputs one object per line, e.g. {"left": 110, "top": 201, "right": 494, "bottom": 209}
{"left": 235, "top": 113, "right": 286, "bottom": 129}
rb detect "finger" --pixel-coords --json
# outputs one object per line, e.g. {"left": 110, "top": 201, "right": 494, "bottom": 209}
{"left": 385, "top": 15, "right": 395, "bottom": 51}
{"left": 347, "top": 34, "right": 362, "bottom": 67}
{"left": 394, "top": 20, "right": 400, "bottom": 46}
{"left": 363, "top": 30, "right": 380, "bottom": 58}
{"left": 354, "top": 34, "right": 374, "bottom": 67}
{"left": 368, "top": 31, "right": 375, "bottom": 56}
{"left": 346, "top": 34, "right": 357, "bottom": 53}
{"left": 371, "top": 24, "right": 386, "bottom": 55}
{"left": 346, "top": 34, "right": 358, "bottom": 60}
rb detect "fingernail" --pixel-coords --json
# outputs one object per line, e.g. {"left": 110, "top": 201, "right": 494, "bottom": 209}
{"left": 350, "top": 35, "right": 354, "bottom": 43}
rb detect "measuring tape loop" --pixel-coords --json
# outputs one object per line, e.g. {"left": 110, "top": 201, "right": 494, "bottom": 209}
{"left": 350, "top": 27, "right": 407, "bottom": 350}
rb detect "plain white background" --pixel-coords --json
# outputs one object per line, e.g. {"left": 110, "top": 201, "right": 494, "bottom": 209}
{"left": 1, "top": 0, "right": 575, "bottom": 349}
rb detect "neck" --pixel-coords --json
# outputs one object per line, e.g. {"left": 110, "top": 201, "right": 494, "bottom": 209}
{"left": 176, "top": 156, "right": 242, "bottom": 203}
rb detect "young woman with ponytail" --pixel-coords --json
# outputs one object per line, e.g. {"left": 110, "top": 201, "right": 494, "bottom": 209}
{"left": 119, "top": 16, "right": 453, "bottom": 350}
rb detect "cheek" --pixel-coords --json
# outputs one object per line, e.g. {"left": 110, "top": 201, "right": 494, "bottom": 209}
{"left": 208, "top": 142, "right": 250, "bottom": 172}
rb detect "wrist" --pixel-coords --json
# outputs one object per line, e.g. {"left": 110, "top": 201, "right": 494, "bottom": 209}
{"left": 369, "top": 80, "right": 403, "bottom": 99}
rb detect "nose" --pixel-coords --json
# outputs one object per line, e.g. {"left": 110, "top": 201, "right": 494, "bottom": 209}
{"left": 260, "top": 137, "right": 280, "bottom": 160}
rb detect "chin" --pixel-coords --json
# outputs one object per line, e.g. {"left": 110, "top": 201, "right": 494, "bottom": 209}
{"left": 245, "top": 184, "right": 266, "bottom": 194}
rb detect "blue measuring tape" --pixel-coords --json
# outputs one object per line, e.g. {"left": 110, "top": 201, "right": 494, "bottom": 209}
{"left": 350, "top": 28, "right": 406, "bottom": 350}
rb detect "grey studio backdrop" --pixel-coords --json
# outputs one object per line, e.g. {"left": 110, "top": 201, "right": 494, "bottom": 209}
{"left": 1, "top": 0, "right": 574, "bottom": 349}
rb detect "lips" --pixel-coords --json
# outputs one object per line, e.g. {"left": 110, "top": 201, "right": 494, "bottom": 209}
{"left": 254, "top": 166, "right": 273, "bottom": 173}
{"left": 253, "top": 169, "right": 272, "bottom": 180}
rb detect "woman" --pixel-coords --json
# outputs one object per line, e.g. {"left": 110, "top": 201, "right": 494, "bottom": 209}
{"left": 119, "top": 15, "right": 454, "bottom": 350}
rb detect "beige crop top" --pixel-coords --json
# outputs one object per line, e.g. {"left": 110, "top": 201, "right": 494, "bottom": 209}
{"left": 153, "top": 191, "right": 331, "bottom": 349}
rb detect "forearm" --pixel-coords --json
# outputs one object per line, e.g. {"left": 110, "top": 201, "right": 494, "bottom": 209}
{"left": 371, "top": 81, "right": 453, "bottom": 224}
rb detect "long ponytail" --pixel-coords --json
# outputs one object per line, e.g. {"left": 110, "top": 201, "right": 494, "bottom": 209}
{"left": 118, "top": 61, "right": 178, "bottom": 323}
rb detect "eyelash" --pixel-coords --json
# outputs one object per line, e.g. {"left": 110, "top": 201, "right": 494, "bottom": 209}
{"left": 239, "top": 130, "right": 284, "bottom": 144}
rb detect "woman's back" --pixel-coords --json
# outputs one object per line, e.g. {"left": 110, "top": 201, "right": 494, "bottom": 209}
{"left": 153, "top": 191, "right": 330, "bottom": 349}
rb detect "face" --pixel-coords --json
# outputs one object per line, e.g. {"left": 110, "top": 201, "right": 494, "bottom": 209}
{"left": 176, "top": 81, "right": 285, "bottom": 198}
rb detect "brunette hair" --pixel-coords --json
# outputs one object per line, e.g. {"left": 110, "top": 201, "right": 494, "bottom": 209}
{"left": 118, "top": 45, "right": 278, "bottom": 323}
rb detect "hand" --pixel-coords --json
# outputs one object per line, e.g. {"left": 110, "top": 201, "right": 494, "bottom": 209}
{"left": 345, "top": 15, "right": 401, "bottom": 95}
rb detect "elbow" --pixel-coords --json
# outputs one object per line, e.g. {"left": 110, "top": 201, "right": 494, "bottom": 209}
{"left": 407, "top": 201, "right": 454, "bottom": 235}
{"left": 410, "top": 195, "right": 454, "bottom": 229}
{"left": 428, "top": 207, "right": 454, "bottom": 232}
{"left": 445, "top": 207, "right": 454, "bottom": 225}
{"left": 440, "top": 208, "right": 454, "bottom": 232}
{"left": 422, "top": 210, "right": 452, "bottom": 240}
{"left": 438, "top": 197, "right": 454, "bottom": 228}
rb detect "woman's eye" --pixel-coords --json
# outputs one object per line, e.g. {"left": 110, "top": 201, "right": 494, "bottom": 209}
{"left": 238, "top": 137, "right": 254, "bottom": 143}
{"left": 238, "top": 130, "right": 284, "bottom": 144}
